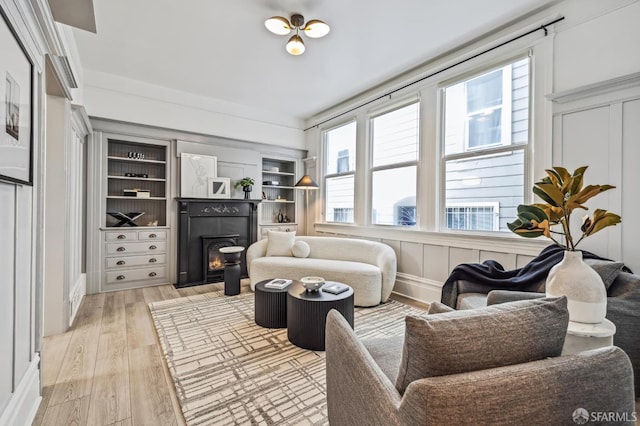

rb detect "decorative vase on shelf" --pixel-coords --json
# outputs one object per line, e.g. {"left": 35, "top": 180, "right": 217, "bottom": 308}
{"left": 242, "top": 185, "right": 252, "bottom": 199}
{"left": 545, "top": 250, "right": 607, "bottom": 324}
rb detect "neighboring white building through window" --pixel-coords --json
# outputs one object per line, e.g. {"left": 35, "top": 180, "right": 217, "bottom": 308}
{"left": 370, "top": 102, "right": 419, "bottom": 226}
{"left": 445, "top": 202, "right": 499, "bottom": 231}
{"left": 324, "top": 121, "right": 357, "bottom": 223}
{"left": 442, "top": 57, "right": 529, "bottom": 232}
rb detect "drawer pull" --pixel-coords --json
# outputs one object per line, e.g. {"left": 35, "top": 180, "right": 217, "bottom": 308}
{"left": 149, "top": 272, "right": 157, "bottom": 277}
{"left": 149, "top": 258, "right": 157, "bottom": 263}
{"left": 149, "top": 233, "right": 157, "bottom": 238}
{"left": 117, "top": 234, "right": 126, "bottom": 239}
{"left": 116, "top": 275, "right": 125, "bottom": 280}
{"left": 117, "top": 247, "right": 126, "bottom": 252}
{"left": 116, "top": 260, "right": 126, "bottom": 266}
{"left": 149, "top": 245, "right": 157, "bottom": 250}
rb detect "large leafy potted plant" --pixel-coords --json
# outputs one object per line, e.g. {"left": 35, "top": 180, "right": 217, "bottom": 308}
{"left": 508, "top": 166, "right": 621, "bottom": 323}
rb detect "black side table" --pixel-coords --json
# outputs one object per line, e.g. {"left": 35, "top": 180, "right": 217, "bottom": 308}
{"left": 219, "top": 246, "right": 244, "bottom": 296}
{"left": 254, "top": 280, "right": 289, "bottom": 328}
{"left": 287, "top": 281, "right": 354, "bottom": 351}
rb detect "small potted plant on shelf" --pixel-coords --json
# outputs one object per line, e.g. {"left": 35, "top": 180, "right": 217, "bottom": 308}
{"left": 507, "top": 165, "right": 621, "bottom": 323}
{"left": 234, "top": 177, "right": 255, "bottom": 199}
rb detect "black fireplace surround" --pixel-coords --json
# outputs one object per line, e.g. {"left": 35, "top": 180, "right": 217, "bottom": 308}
{"left": 176, "top": 198, "right": 260, "bottom": 287}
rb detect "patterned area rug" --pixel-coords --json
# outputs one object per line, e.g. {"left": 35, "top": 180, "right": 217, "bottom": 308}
{"left": 149, "top": 290, "right": 426, "bottom": 425}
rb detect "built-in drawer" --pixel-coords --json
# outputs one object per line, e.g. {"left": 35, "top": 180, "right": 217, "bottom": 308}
{"left": 106, "top": 241, "right": 167, "bottom": 255}
{"left": 106, "top": 253, "right": 166, "bottom": 269}
{"left": 138, "top": 230, "right": 167, "bottom": 240}
{"left": 105, "top": 231, "right": 138, "bottom": 241}
{"left": 106, "top": 266, "right": 167, "bottom": 284}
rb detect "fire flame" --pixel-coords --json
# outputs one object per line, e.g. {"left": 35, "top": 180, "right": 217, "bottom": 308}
{"left": 209, "top": 258, "right": 224, "bottom": 270}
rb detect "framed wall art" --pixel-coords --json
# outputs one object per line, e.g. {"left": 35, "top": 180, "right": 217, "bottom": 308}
{"left": 207, "top": 177, "right": 230, "bottom": 199}
{"left": 180, "top": 152, "right": 217, "bottom": 197}
{"left": 0, "top": 5, "right": 33, "bottom": 185}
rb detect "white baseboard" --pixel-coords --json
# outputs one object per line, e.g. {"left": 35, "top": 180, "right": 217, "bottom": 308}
{"left": 392, "top": 272, "right": 443, "bottom": 304}
{"left": 69, "top": 274, "right": 86, "bottom": 326}
{"left": 0, "top": 354, "right": 41, "bottom": 426}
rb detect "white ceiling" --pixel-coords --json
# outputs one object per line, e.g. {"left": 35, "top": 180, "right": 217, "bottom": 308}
{"left": 72, "top": 0, "right": 557, "bottom": 124}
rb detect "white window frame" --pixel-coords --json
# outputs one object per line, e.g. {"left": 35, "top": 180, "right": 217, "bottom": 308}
{"left": 440, "top": 55, "right": 531, "bottom": 233}
{"left": 464, "top": 66, "right": 513, "bottom": 152}
{"left": 323, "top": 120, "right": 357, "bottom": 224}
{"left": 368, "top": 99, "right": 420, "bottom": 227}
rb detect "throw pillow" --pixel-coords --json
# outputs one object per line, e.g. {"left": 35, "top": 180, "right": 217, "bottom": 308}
{"left": 266, "top": 230, "right": 296, "bottom": 257}
{"left": 585, "top": 259, "right": 625, "bottom": 290}
{"left": 395, "top": 296, "right": 568, "bottom": 394}
{"left": 291, "top": 240, "right": 311, "bottom": 258}
{"left": 427, "top": 301, "right": 455, "bottom": 314}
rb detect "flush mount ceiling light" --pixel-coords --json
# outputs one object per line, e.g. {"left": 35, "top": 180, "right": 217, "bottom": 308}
{"left": 265, "top": 13, "right": 330, "bottom": 56}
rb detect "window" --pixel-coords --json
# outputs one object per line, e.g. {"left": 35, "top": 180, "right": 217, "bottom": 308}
{"left": 442, "top": 57, "right": 529, "bottom": 232}
{"left": 370, "top": 102, "right": 419, "bottom": 226}
{"left": 324, "top": 122, "right": 356, "bottom": 223}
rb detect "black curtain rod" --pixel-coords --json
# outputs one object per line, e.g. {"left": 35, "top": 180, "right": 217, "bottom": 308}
{"left": 304, "top": 16, "right": 565, "bottom": 132}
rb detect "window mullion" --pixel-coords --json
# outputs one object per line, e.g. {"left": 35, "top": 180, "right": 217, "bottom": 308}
{"left": 443, "top": 143, "right": 525, "bottom": 162}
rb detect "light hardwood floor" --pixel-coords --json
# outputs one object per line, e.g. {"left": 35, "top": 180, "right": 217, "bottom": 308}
{"left": 33, "top": 281, "right": 239, "bottom": 426}
{"left": 33, "top": 280, "right": 428, "bottom": 426}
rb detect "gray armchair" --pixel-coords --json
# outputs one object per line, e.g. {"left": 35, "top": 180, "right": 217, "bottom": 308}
{"left": 448, "top": 267, "right": 640, "bottom": 396}
{"left": 325, "top": 310, "right": 636, "bottom": 425}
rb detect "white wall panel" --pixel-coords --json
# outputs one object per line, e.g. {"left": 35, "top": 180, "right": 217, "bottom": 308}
{"left": 554, "top": 1, "right": 640, "bottom": 93}
{"left": 399, "top": 242, "right": 423, "bottom": 277}
{"left": 449, "top": 247, "right": 480, "bottom": 271}
{"left": 13, "top": 185, "right": 32, "bottom": 386}
{"left": 479, "top": 250, "right": 516, "bottom": 270}
{"left": 0, "top": 184, "right": 16, "bottom": 412}
{"left": 516, "top": 254, "right": 536, "bottom": 269}
{"left": 557, "top": 105, "right": 613, "bottom": 257}
{"left": 622, "top": 99, "right": 640, "bottom": 272}
{"left": 43, "top": 95, "right": 68, "bottom": 336}
{"left": 423, "top": 244, "right": 449, "bottom": 282}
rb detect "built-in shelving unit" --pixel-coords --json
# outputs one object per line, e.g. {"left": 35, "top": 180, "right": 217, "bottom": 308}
{"left": 260, "top": 157, "right": 298, "bottom": 237}
{"left": 106, "top": 139, "right": 168, "bottom": 227}
{"left": 92, "top": 134, "right": 172, "bottom": 292}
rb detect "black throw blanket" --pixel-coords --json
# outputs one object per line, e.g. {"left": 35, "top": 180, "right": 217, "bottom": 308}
{"left": 440, "top": 245, "right": 609, "bottom": 308}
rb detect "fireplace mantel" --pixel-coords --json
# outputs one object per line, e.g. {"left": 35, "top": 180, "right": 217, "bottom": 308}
{"left": 176, "top": 198, "right": 261, "bottom": 287}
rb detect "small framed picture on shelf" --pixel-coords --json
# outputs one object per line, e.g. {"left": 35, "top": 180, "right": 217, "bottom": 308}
{"left": 207, "top": 177, "right": 230, "bottom": 199}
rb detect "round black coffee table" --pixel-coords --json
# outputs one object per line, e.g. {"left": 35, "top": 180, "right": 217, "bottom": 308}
{"left": 254, "top": 279, "right": 289, "bottom": 328}
{"left": 287, "top": 281, "right": 354, "bottom": 351}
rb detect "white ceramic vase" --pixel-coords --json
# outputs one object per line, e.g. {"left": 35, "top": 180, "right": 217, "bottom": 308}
{"left": 546, "top": 250, "right": 607, "bottom": 324}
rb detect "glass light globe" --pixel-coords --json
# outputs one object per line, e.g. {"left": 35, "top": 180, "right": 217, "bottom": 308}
{"left": 286, "top": 35, "right": 305, "bottom": 55}
{"left": 303, "top": 20, "right": 330, "bottom": 38}
{"left": 265, "top": 16, "right": 291, "bottom": 35}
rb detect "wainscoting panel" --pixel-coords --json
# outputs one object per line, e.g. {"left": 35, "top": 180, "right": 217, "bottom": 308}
{"left": 551, "top": 80, "right": 640, "bottom": 271}
{"left": 516, "top": 254, "right": 536, "bottom": 269}
{"left": 400, "top": 242, "right": 423, "bottom": 277}
{"left": 448, "top": 247, "right": 480, "bottom": 272}
{"left": 479, "top": 251, "right": 517, "bottom": 270}
{"left": 392, "top": 273, "right": 443, "bottom": 304}
{"left": 423, "top": 244, "right": 450, "bottom": 283}
{"left": 0, "top": 185, "right": 16, "bottom": 411}
{"left": 622, "top": 98, "right": 640, "bottom": 273}
{"left": 317, "top": 229, "right": 546, "bottom": 303}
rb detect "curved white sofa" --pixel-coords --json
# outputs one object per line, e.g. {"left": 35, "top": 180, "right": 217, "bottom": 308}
{"left": 246, "top": 236, "right": 397, "bottom": 307}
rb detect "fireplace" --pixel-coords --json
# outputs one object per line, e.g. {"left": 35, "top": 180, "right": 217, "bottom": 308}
{"left": 202, "top": 235, "right": 239, "bottom": 283}
{"left": 176, "top": 198, "right": 260, "bottom": 287}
